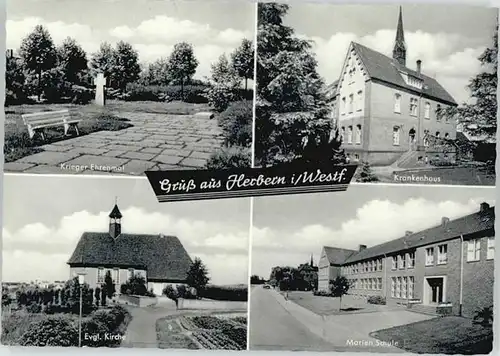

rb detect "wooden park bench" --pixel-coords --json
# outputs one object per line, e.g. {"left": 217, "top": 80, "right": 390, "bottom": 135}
{"left": 22, "top": 109, "right": 81, "bottom": 141}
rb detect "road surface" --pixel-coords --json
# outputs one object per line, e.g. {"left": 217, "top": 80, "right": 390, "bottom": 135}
{"left": 249, "top": 286, "right": 335, "bottom": 351}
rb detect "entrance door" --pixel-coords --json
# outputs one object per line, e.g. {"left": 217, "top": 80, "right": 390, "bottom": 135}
{"left": 426, "top": 277, "right": 444, "bottom": 304}
{"left": 408, "top": 128, "right": 416, "bottom": 151}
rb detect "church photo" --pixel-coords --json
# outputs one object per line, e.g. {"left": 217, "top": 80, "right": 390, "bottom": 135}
{"left": 254, "top": 2, "right": 497, "bottom": 186}
{"left": 2, "top": 174, "right": 249, "bottom": 349}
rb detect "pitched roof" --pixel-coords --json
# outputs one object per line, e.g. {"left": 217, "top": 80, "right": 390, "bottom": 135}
{"left": 322, "top": 246, "right": 357, "bottom": 265}
{"left": 344, "top": 205, "right": 495, "bottom": 264}
{"left": 351, "top": 42, "right": 457, "bottom": 106}
{"left": 67, "top": 232, "right": 193, "bottom": 281}
{"left": 109, "top": 204, "right": 122, "bottom": 219}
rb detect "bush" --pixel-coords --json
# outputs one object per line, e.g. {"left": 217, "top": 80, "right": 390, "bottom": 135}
{"left": 367, "top": 295, "right": 386, "bottom": 305}
{"left": 429, "top": 158, "right": 458, "bottom": 167}
{"left": 26, "top": 303, "right": 42, "bottom": 313}
{"left": 200, "top": 285, "right": 248, "bottom": 301}
{"left": 70, "top": 85, "right": 93, "bottom": 104}
{"left": 81, "top": 319, "right": 111, "bottom": 347}
{"left": 204, "top": 84, "right": 237, "bottom": 112}
{"left": 20, "top": 315, "right": 78, "bottom": 346}
{"left": 163, "top": 285, "right": 178, "bottom": 301}
{"left": 206, "top": 146, "right": 251, "bottom": 169}
{"left": 218, "top": 100, "right": 253, "bottom": 147}
{"left": 108, "top": 305, "right": 129, "bottom": 326}
{"left": 123, "top": 83, "right": 208, "bottom": 103}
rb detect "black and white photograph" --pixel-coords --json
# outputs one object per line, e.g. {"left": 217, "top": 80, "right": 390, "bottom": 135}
{"left": 2, "top": 175, "right": 249, "bottom": 349}
{"left": 254, "top": 2, "right": 497, "bottom": 186}
{"left": 249, "top": 185, "right": 495, "bottom": 353}
{"left": 5, "top": 0, "right": 255, "bottom": 176}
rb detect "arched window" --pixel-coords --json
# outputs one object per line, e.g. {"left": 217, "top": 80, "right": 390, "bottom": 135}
{"left": 436, "top": 104, "right": 442, "bottom": 121}
{"left": 424, "top": 102, "right": 431, "bottom": 119}
{"left": 347, "top": 126, "right": 353, "bottom": 144}
{"left": 444, "top": 133, "right": 449, "bottom": 139}
{"left": 341, "top": 126, "right": 345, "bottom": 142}
{"left": 436, "top": 131, "right": 441, "bottom": 138}
{"left": 394, "top": 94, "right": 401, "bottom": 113}
{"left": 355, "top": 124, "right": 362, "bottom": 144}
{"left": 423, "top": 129, "right": 430, "bottom": 147}
{"left": 393, "top": 126, "right": 400, "bottom": 146}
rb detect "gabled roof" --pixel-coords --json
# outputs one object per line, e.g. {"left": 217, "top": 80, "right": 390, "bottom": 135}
{"left": 322, "top": 246, "right": 357, "bottom": 265}
{"left": 67, "top": 232, "right": 193, "bottom": 281}
{"left": 351, "top": 42, "right": 457, "bottom": 106}
{"left": 344, "top": 205, "right": 495, "bottom": 264}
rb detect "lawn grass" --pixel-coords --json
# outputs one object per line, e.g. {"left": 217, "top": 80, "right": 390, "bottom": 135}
{"left": 4, "top": 103, "right": 132, "bottom": 162}
{"left": 369, "top": 316, "right": 493, "bottom": 354}
{"left": 105, "top": 100, "right": 210, "bottom": 115}
{"left": 156, "top": 316, "right": 200, "bottom": 350}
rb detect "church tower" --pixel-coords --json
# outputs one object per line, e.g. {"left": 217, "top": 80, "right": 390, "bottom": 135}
{"left": 392, "top": 6, "right": 407, "bottom": 66}
{"left": 109, "top": 202, "right": 122, "bottom": 239}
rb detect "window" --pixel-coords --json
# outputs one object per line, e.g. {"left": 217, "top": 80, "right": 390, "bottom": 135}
{"left": 341, "top": 97, "right": 346, "bottom": 115}
{"left": 97, "top": 267, "right": 105, "bottom": 284}
{"left": 410, "top": 98, "right": 418, "bottom": 116}
{"left": 341, "top": 127, "right": 345, "bottom": 142}
{"left": 391, "top": 256, "right": 397, "bottom": 270}
{"left": 467, "top": 239, "right": 481, "bottom": 262}
{"left": 423, "top": 130, "right": 430, "bottom": 147}
{"left": 348, "top": 94, "right": 354, "bottom": 113}
{"left": 407, "top": 252, "right": 415, "bottom": 269}
{"left": 357, "top": 90, "right": 363, "bottom": 111}
{"left": 127, "top": 268, "right": 135, "bottom": 280}
{"left": 444, "top": 133, "right": 449, "bottom": 139}
{"left": 425, "top": 247, "right": 434, "bottom": 266}
{"left": 355, "top": 125, "right": 362, "bottom": 144}
{"left": 368, "top": 278, "right": 373, "bottom": 290}
{"left": 435, "top": 131, "right": 440, "bottom": 139}
{"left": 402, "top": 277, "right": 407, "bottom": 299}
{"left": 391, "top": 277, "right": 396, "bottom": 297}
{"left": 377, "top": 278, "right": 382, "bottom": 290}
{"left": 437, "top": 244, "right": 448, "bottom": 264}
{"left": 398, "top": 254, "right": 406, "bottom": 269}
{"left": 396, "top": 277, "right": 402, "bottom": 298}
{"left": 377, "top": 259, "right": 383, "bottom": 271}
{"left": 361, "top": 279, "right": 365, "bottom": 289}
{"left": 393, "top": 126, "right": 400, "bottom": 146}
{"left": 347, "top": 126, "right": 353, "bottom": 144}
{"left": 424, "top": 102, "right": 431, "bottom": 119}
{"left": 436, "top": 104, "right": 442, "bottom": 121}
{"left": 408, "top": 276, "right": 414, "bottom": 299}
{"left": 113, "top": 268, "right": 120, "bottom": 284}
{"left": 394, "top": 94, "right": 401, "bottom": 113}
{"left": 487, "top": 237, "right": 495, "bottom": 260}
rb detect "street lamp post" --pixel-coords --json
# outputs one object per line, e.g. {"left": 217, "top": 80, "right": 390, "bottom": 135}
{"left": 77, "top": 272, "right": 86, "bottom": 348}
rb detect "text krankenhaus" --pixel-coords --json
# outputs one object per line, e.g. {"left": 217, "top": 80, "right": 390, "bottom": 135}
{"left": 158, "top": 168, "right": 349, "bottom": 194}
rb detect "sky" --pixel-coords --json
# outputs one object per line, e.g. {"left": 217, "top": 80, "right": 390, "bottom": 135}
{"left": 282, "top": 3, "right": 498, "bottom": 104}
{"left": 251, "top": 184, "right": 496, "bottom": 279}
{"left": 6, "top": 0, "right": 256, "bottom": 80}
{"left": 2, "top": 174, "right": 251, "bottom": 285}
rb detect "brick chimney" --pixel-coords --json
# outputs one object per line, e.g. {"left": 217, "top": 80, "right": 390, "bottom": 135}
{"left": 480, "top": 202, "right": 490, "bottom": 212}
{"left": 441, "top": 217, "right": 450, "bottom": 227}
{"left": 359, "top": 244, "right": 367, "bottom": 252}
{"left": 405, "top": 231, "right": 413, "bottom": 236}
{"left": 416, "top": 59, "right": 422, "bottom": 74}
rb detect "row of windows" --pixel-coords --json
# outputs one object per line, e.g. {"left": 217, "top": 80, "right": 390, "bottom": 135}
{"left": 391, "top": 252, "right": 416, "bottom": 270}
{"left": 97, "top": 267, "right": 137, "bottom": 285}
{"left": 391, "top": 276, "right": 415, "bottom": 299}
{"left": 394, "top": 94, "right": 449, "bottom": 122}
{"left": 392, "top": 127, "right": 450, "bottom": 146}
{"left": 349, "top": 277, "right": 383, "bottom": 290}
{"left": 342, "top": 258, "right": 383, "bottom": 275}
{"left": 340, "top": 91, "right": 363, "bottom": 115}
{"left": 467, "top": 237, "right": 494, "bottom": 262}
{"left": 340, "top": 125, "right": 362, "bottom": 145}
{"left": 425, "top": 244, "right": 448, "bottom": 266}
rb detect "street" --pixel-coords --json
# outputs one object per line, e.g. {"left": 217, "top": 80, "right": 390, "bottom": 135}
{"left": 249, "top": 286, "right": 335, "bottom": 351}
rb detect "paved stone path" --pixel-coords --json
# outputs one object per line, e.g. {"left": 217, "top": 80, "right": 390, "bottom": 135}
{"left": 5, "top": 111, "right": 224, "bottom": 175}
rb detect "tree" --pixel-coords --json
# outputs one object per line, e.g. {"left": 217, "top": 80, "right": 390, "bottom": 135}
{"left": 250, "top": 275, "right": 266, "bottom": 285}
{"left": 120, "top": 275, "right": 148, "bottom": 296}
{"left": 205, "top": 54, "right": 241, "bottom": 112}
{"left": 329, "top": 276, "right": 351, "bottom": 311}
{"left": 355, "top": 161, "right": 379, "bottom": 182}
{"left": 112, "top": 41, "right": 141, "bottom": 90}
{"left": 141, "top": 58, "right": 170, "bottom": 86}
{"left": 90, "top": 42, "right": 116, "bottom": 87}
{"left": 64, "top": 277, "right": 95, "bottom": 315}
{"left": 255, "top": 3, "right": 345, "bottom": 167}
{"left": 94, "top": 287, "right": 101, "bottom": 306}
{"left": 441, "top": 25, "right": 497, "bottom": 144}
{"left": 104, "top": 270, "right": 116, "bottom": 299}
{"left": 57, "top": 37, "right": 88, "bottom": 85}
{"left": 6, "top": 54, "right": 26, "bottom": 104}
{"left": 231, "top": 38, "right": 254, "bottom": 90}
{"left": 19, "top": 24, "right": 58, "bottom": 100}
{"left": 167, "top": 42, "right": 198, "bottom": 98}
{"left": 186, "top": 257, "right": 210, "bottom": 294}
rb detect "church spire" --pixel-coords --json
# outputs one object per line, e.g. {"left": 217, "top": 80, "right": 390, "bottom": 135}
{"left": 310, "top": 254, "right": 314, "bottom": 267}
{"left": 109, "top": 200, "right": 122, "bottom": 239}
{"left": 392, "top": 6, "right": 406, "bottom": 66}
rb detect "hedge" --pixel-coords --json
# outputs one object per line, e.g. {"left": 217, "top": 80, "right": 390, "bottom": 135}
{"left": 123, "top": 83, "right": 208, "bottom": 103}
{"left": 200, "top": 285, "right": 248, "bottom": 301}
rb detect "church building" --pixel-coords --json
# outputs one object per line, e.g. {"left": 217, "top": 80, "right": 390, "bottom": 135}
{"left": 67, "top": 203, "right": 193, "bottom": 296}
{"left": 329, "top": 7, "right": 458, "bottom": 166}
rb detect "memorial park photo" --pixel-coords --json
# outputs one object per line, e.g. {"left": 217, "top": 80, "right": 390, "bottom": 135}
{"left": 5, "top": 0, "right": 255, "bottom": 175}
